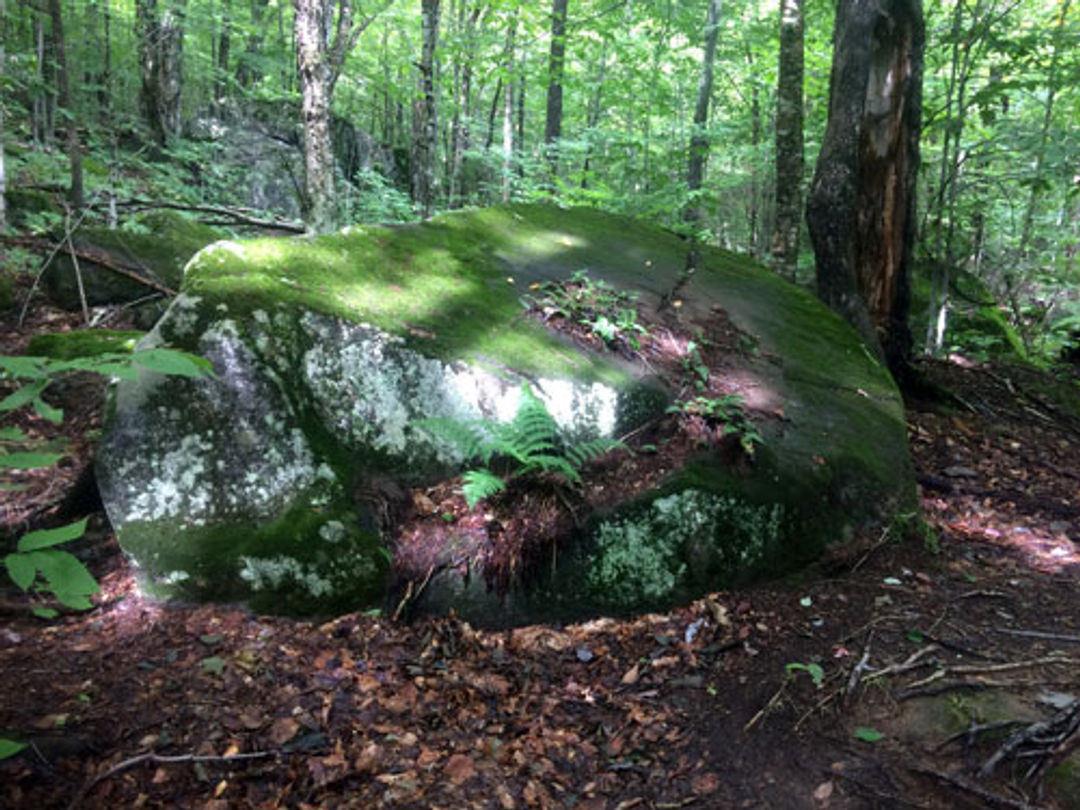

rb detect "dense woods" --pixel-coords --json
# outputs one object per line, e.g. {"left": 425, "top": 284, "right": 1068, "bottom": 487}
{"left": 0, "top": 0, "right": 1077, "bottom": 360}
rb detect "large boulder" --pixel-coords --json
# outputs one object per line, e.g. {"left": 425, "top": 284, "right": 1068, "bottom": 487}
{"left": 97, "top": 205, "right": 916, "bottom": 621}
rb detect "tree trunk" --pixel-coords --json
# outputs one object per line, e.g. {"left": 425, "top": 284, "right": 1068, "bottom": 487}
{"left": 137, "top": 0, "right": 187, "bottom": 147}
{"left": 1018, "top": 0, "right": 1070, "bottom": 259}
{"left": 47, "top": 0, "right": 83, "bottom": 211}
{"left": 580, "top": 39, "right": 607, "bottom": 190}
{"left": 215, "top": 0, "right": 231, "bottom": 106}
{"left": 413, "top": 0, "right": 441, "bottom": 219}
{"left": 746, "top": 43, "right": 761, "bottom": 257}
{"left": 0, "top": 0, "right": 5, "bottom": 231}
{"left": 685, "top": 0, "right": 722, "bottom": 228}
{"left": 543, "top": 0, "right": 568, "bottom": 185}
{"left": 295, "top": 0, "right": 336, "bottom": 232}
{"left": 237, "top": 0, "right": 270, "bottom": 89}
{"left": 501, "top": 9, "right": 518, "bottom": 203}
{"left": 806, "top": 0, "right": 924, "bottom": 379}
{"left": 771, "top": 0, "right": 803, "bottom": 280}
{"left": 447, "top": 1, "right": 479, "bottom": 208}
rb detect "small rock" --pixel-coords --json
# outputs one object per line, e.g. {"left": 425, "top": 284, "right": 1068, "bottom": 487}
{"left": 575, "top": 646, "right": 594, "bottom": 663}
{"left": 943, "top": 465, "right": 978, "bottom": 478}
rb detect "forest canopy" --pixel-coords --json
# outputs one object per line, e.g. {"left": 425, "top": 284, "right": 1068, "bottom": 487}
{"left": 1, "top": 0, "right": 1077, "bottom": 364}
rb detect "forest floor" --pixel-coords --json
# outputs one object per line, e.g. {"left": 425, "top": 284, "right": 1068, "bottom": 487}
{"left": 1, "top": 287, "right": 1079, "bottom": 810}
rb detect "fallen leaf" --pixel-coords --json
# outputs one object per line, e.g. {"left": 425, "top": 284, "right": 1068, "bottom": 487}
{"left": 813, "top": 780, "right": 834, "bottom": 802}
{"left": 444, "top": 753, "right": 476, "bottom": 785}
{"left": 691, "top": 771, "right": 720, "bottom": 794}
{"left": 268, "top": 717, "right": 300, "bottom": 746}
{"left": 621, "top": 664, "right": 641, "bottom": 685}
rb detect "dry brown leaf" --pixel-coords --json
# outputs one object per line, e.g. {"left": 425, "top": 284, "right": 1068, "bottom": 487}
{"left": 691, "top": 772, "right": 720, "bottom": 795}
{"left": 621, "top": 663, "right": 641, "bottom": 685}
{"left": 813, "top": 780, "right": 834, "bottom": 803}
{"left": 268, "top": 716, "right": 299, "bottom": 746}
{"left": 444, "top": 752, "right": 476, "bottom": 785}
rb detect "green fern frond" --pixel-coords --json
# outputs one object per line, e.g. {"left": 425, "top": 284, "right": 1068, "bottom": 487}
{"left": 412, "top": 383, "right": 626, "bottom": 509}
{"left": 461, "top": 469, "right": 506, "bottom": 509}
{"left": 565, "top": 438, "right": 624, "bottom": 468}
{"left": 413, "top": 417, "right": 491, "bottom": 461}
{"left": 519, "top": 453, "right": 581, "bottom": 482}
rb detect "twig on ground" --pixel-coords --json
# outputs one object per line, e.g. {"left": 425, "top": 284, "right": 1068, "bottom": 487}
{"left": 935, "top": 720, "right": 1026, "bottom": 751}
{"left": 852, "top": 527, "right": 891, "bottom": 572}
{"left": 995, "top": 628, "right": 1080, "bottom": 644}
{"left": 71, "top": 750, "right": 276, "bottom": 809}
{"left": 846, "top": 634, "right": 873, "bottom": 701}
{"left": 861, "top": 644, "right": 940, "bottom": 685}
{"left": 745, "top": 680, "right": 787, "bottom": 732}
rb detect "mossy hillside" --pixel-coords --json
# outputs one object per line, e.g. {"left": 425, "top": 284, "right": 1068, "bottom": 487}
{"left": 27, "top": 329, "right": 145, "bottom": 360}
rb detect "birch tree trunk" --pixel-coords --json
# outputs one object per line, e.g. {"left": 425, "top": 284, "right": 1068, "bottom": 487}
{"left": 294, "top": 0, "right": 382, "bottom": 232}
{"left": 771, "top": 0, "right": 803, "bottom": 280}
{"left": 806, "top": 0, "right": 924, "bottom": 380}
{"left": 0, "top": 0, "right": 6, "bottom": 231}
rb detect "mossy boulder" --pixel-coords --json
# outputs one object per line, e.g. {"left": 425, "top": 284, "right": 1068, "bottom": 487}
{"left": 97, "top": 204, "right": 916, "bottom": 620}
{"left": 44, "top": 212, "right": 223, "bottom": 311}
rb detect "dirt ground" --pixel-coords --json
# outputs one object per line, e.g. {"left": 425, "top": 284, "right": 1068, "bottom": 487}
{"left": 1, "top": 285, "right": 1078, "bottom": 810}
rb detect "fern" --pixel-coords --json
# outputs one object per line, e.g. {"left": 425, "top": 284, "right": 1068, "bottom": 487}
{"left": 414, "top": 383, "right": 624, "bottom": 508}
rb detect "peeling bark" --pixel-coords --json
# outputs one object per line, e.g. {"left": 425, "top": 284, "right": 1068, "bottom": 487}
{"left": 806, "top": 0, "right": 924, "bottom": 378}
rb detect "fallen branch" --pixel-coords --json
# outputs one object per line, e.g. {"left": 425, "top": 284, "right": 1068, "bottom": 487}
{"left": 914, "top": 767, "right": 1051, "bottom": 810}
{"left": 113, "top": 198, "right": 305, "bottom": 233}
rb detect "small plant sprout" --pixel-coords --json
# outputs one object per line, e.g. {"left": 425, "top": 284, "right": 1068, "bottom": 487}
{"left": 521, "top": 270, "right": 649, "bottom": 352}
{"left": 785, "top": 661, "right": 825, "bottom": 689}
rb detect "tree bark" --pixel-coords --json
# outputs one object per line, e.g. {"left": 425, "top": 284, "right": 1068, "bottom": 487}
{"left": 215, "top": 0, "right": 231, "bottom": 106}
{"left": 685, "top": 0, "right": 722, "bottom": 228}
{"left": 47, "top": 0, "right": 83, "bottom": 211}
{"left": 806, "top": 0, "right": 924, "bottom": 378}
{"left": 543, "top": 0, "right": 568, "bottom": 185}
{"left": 0, "top": 0, "right": 5, "bottom": 231}
{"left": 136, "top": 0, "right": 187, "bottom": 147}
{"left": 501, "top": 9, "right": 518, "bottom": 203}
{"left": 294, "top": 0, "right": 381, "bottom": 232}
{"left": 771, "top": 0, "right": 803, "bottom": 280}
{"left": 413, "top": 0, "right": 441, "bottom": 219}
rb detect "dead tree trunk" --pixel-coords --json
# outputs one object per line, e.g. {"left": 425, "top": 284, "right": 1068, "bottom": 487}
{"left": 806, "top": 0, "right": 924, "bottom": 379}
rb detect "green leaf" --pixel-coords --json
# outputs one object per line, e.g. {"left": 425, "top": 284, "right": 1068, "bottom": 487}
{"left": 201, "top": 656, "right": 226, "bottom": 675}
{"left": 0, "top": 426, "right": 27, "bottom": 441}
{"left": 0, "top": 451, "right": 63, "bottom": 469}
{"left": 854, "top": 727, "right": 884, "bottom": 742}
{"left": 90, "top": 362, "right": 140, "bottom": 380}
{"left": 18, "top": 519, "right": 88, "bottom": 552}
{"left": 4, "top": 553, "right": 38, "bottom": 590}
{"left": 33, "top": 397, "right": 64, "bottom": 424}
{"left": 32, "top": 550, "right": 99, "bottom": 602}
{"left": 0, "top": 380, "right": 49, "bottom": 412}
{"left": 0, "top": 355, "right": 48, "bottom": 378}
{"left": 32, "top": 606, "right": 59, "bottom": 619}
{"left": 0, "top": 738, "right": 27, "bottom": 759}
{"left": 133, "top": 348, "right": 213, "bottom": 378}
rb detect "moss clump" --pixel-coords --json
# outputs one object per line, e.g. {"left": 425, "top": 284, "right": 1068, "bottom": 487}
{"left": 27, "top": 329, "right": 145, "bottom": 360}
{"left": 585, "top": 489, "right": 784, "bottom": 609}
